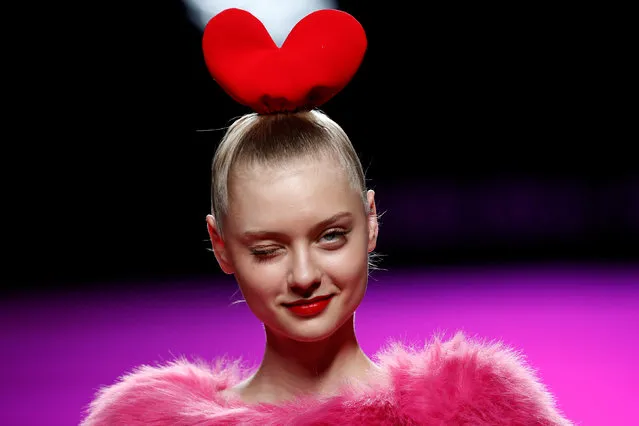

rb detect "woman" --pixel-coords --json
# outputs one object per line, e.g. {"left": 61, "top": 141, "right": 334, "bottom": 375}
{"left": 81, "top": 8, "right": 572, "bottom": 425}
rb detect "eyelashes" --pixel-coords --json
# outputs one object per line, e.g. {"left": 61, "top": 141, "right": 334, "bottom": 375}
{"left": 250, "top": 229, "right": 350, "bottom": 263}
{"left": 320, "top": 229, "right": 348, "bottom": 243}
{"left": 250, "top": 247, "right": 279, "bottom": 258}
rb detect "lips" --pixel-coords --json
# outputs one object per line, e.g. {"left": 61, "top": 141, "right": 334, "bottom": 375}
{"left": 283, "top": 295, "right": 333, "bottom": 307}
{"left": 284, "top": 295, "right": 334, "bottom": 317}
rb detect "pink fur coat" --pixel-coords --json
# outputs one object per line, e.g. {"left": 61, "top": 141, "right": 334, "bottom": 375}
{"left": 81, "top": 331, "right": 572, "bottom": 425}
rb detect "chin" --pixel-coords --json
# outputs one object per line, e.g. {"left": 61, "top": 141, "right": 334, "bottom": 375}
{"left": 283, "top": 309, "right": 358, "bottom": 343}
{"left": 288, "top": 321, "right": 340, "bottom": 343}
{"left": 265, "top": 314, "right": 338, "bottom": 343}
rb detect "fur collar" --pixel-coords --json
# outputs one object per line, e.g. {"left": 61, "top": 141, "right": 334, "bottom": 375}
{"left": 81, "top": 331, "right": 572, "bottom": 425}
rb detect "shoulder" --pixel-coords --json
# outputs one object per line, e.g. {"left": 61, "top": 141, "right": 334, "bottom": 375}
{"left": 376, "top": 331, "right": 573, "bottom": 425}
{"left": 80, "top": 357, "right": 249, "bottom": 425}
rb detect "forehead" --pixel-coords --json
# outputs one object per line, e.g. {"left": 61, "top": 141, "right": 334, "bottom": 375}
{"left": 226, "top": 156, "right": 362, "bottom": 233}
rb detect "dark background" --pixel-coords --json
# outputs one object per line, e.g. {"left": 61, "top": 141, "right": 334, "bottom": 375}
{"left": 7, "top": 1, "right": 636, "bottom": 294}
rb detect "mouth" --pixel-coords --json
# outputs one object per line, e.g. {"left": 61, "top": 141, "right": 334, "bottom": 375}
{"left": 283, "top": 295, "right": 335, "bottom": 317}
{"left": 283, "top": 294, "right": 334, "bottom": 307}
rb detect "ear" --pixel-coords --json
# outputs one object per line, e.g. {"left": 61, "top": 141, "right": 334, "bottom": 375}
{"left": 206, "top": 214, "right": 235, "bottom": 274}
{"left": 366, "top": 190, "right": 378, "bottom": 253}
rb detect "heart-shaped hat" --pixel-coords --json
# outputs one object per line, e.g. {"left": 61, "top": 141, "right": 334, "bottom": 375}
{"left": 202, "top": 8, "right": 367, "bottom": 114}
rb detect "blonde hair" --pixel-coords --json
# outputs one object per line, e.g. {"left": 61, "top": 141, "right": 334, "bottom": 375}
{"left": 211, "top": 109, "right": 368, "bottom": 234}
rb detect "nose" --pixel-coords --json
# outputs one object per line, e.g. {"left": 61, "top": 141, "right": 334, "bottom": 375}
{"left": 287, "top": 247, "right": 321, "bottom": 295}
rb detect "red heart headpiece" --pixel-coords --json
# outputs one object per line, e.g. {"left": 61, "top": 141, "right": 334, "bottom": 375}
{"left": 202, "top": 8, "right": 367, "bottom": 114}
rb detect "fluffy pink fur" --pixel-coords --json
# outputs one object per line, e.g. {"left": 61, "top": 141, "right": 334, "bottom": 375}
{"left": 81, "top": 331, "right": 572, "bottom": 425}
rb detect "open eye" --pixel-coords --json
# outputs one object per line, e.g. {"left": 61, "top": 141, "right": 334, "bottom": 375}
{"left": 320, "top": 229, "right": 349, "bottom": 245}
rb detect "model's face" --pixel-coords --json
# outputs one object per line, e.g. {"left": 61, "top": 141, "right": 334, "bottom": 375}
{"left": 208, "top": 155, "right": 377, "bottom": 342}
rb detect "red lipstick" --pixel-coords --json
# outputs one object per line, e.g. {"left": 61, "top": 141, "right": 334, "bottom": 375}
{"left": 284, "top": 295, "right": 333, "bottom": 317}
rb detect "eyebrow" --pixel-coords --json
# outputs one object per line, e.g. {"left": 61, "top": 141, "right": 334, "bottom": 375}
{"left": 240, "top": 211, "right": 353, "bottom": 242}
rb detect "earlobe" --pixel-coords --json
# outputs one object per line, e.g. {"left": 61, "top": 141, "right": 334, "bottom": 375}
{"left": 206, "top": 214, "right": 235, "bottom": 274}
{"left": 366, "top": 190, "right": 378, "bottom": 253}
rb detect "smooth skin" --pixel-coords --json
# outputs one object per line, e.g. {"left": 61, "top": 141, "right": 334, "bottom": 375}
{"left": 207, "top": 155, "right": 379, "bottom": 404}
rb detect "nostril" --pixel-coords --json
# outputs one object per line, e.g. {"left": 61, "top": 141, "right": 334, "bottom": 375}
{"left": 290, "top": 281, "right": 321, "bottom": 297}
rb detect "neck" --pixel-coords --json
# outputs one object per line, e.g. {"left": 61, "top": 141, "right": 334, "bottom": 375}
{"left": 241, "top": 315, "right": 375, "bottom": 403}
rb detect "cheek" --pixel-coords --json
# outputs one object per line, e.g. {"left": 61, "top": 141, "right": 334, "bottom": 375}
{"left": 234, "top": 260, "right": 283, "bottom": 302}
{"left": 324, "top": 236, "right": 369, "bottom": 285}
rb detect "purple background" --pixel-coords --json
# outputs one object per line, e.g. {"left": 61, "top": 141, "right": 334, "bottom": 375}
{"left": 3, "top": 264, "right": 637, "bottom": 425}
